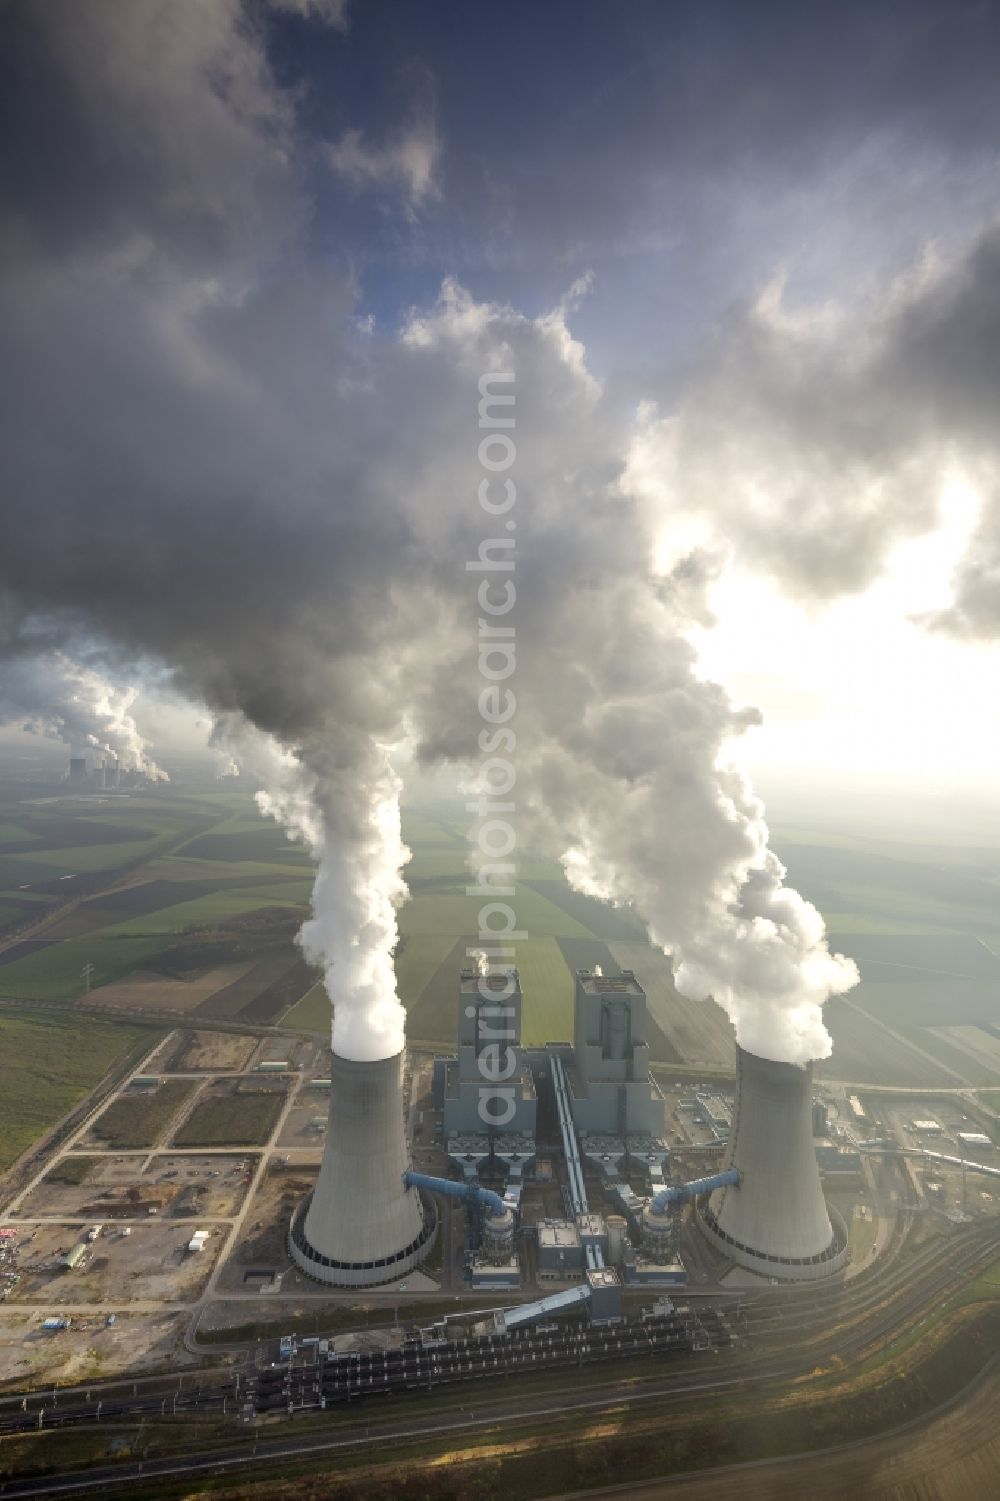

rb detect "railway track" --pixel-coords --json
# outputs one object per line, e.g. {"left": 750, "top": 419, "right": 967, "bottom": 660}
{"left": 0, "top": 1222, "right": 994, "bottom": 1447}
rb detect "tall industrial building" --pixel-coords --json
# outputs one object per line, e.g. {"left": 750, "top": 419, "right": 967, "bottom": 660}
{"left": 68, "top": 757, "right": 87, "bottom": 784}
{"left": 442, "top": 966, "right": 537, "bottom": 1136}
{"left": 699, "top": 1046, "right": 849, "bottom": 1281}
{"left": 289, "top": 1049, "right": 437, "bottom": 1287}
{"left": 566, "top": 970, "right": 663, "bottom": 1136}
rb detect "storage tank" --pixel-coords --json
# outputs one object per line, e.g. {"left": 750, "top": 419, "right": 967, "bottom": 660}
{"left": 481, "top": 1206, "right": 515, "bottom": 1261}
{"left": 605, "top": 1214, "right": 628, "bottom": 1267}
{"left": 289, "top": 1049, "right": 437, "bottom": 1287}
{"left": 699, "top": 1045, "right": 848, "bottom": 1281}
{"left": 640, "top": 1201, "right": 676, "bottom": 1262}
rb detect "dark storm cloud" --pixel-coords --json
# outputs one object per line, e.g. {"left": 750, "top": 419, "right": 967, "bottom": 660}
{"left": 0, "top": 0, "right": 301, "bottom": 273}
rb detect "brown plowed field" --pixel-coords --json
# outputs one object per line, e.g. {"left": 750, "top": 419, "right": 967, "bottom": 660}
{"left": 195, "top": 950, "right": 307, "bottom": 1023}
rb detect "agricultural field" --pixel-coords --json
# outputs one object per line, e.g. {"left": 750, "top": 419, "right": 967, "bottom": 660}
{"left": 88, "top": 1080, "right": 193, "bottom": 1149}
{"left": 0, "top": 1011, "right": 158, "bottom": 1171}
{"left": 816, "top": 1000, "right": 959, "bottom": 1088}
{"left": 509, "top": 938, "right": 577, "bottom": 1046}
{"left": 0, "top": 789, "right": 314, "bottom": 1023}
{"left": 77, "top": 962, "right": 260, "bottom": 1016}
{"left": 0, "top": 935, "right": 181, "bottom": 1000}
{"left": 283, "top": 982, "right": 332, "bottom": 1035}
{"left": 1, "top": 788, "right": 998, "bottom": 1094}
{"left": 187, "top": 802, "right": 1000, "bottom": 1084}
{"left": 0, "top": 795, "right": 220, "bottom": 906}
{"left": 172, "top": 1086, "right": 285, "bottom": 1147}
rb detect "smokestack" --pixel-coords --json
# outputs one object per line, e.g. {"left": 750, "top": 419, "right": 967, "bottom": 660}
{"left": 699, "top": 1045, "right": 848, "bottom": 1281}
{"left": 289, "top": 1049, "right": 437, "bottom": 1287}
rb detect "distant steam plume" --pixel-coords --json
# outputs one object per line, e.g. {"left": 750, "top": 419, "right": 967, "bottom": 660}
{"left": 0, "top": 652, "right": 167, "bottom": 781}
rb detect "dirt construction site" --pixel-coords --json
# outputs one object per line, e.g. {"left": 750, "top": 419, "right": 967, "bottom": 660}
{"left": 0, "top": 1027, "right": 344, "bottom": 1390}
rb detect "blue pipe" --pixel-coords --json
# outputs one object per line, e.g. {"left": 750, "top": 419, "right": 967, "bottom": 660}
{"left": 404, "top": 1170, "right": 506, "bottom": 1217}
{"left": 650, "top": 1168, "right": 741, "bottom": 1213}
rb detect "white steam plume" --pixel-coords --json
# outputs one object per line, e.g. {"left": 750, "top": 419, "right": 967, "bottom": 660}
{"left": 212, "top": 717, "right": 409, "bottom": 1060}
{"left": 0, "top": 5, "right": 887, "bottom": 1070}
{"left": 402, "top": 285, "right": 860, "bottom": 1065}
{"left": 0, "top": 652, "right": 167, "bottom": 781}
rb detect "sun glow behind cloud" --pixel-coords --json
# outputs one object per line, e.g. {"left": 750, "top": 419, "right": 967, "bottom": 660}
{"left": 693, "top": 476, "right": 1000, "bottom": 792}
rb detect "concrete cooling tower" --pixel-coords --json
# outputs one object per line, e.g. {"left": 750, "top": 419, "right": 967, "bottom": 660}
{"left": 699, "top": 1045, "right": 848, "bottom": 1282}
{"left": 289, "top": 1049, "right": 437, "bottom": 1287}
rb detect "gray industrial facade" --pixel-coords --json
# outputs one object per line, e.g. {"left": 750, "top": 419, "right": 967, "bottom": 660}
{"left": 566, "top": 970, "right": 664, "bottom": 1136}
{"left": 442, "top": 967, "right": 537, "bottom": 1137}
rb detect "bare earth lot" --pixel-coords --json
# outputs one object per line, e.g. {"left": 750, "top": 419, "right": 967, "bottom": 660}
{"left": 167, "top": 1030, "right": 258, "bottom": 1072}
{"left": 0, "top": 1310, "right": 190, "bottom": 1391}
{"left": 13, "top": 1152, "right": 255, "bottom": 1222}
{"left": 7, "top": 1222, "right": 220, "bottom": 1305}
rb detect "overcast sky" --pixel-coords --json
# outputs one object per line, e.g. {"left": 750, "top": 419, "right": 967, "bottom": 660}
{"left": 2, "top": 0, "right": 1000, "bottom": 804}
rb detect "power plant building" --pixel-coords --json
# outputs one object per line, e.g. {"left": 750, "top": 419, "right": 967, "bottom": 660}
{"left": 537, "top": 1219, "right": 584, "bottom": 1280}
{"left": 699, "top": 1047, "right": 849, "bottom": 1281}
{"left": 290, "top": 1048, "right": 437, "bottom": 1287}
{"left": 566, "top": 970, "right": 663, "bottom": 1136}
{"left": 442, "top": 967, "right": 537, "bottom": 1137}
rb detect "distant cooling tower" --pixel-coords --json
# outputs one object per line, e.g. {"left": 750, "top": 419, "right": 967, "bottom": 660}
{"left": 289, "top": 1049, "right": 437, "bottom": 1287}
{"left": 699, "top": 1046, "right": 848, "bottom": 1281}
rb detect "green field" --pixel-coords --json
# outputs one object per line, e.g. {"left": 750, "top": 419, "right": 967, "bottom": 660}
{"left": 0, "top": 935, "right": 175, "bottom": 1000}
{"left": 504, "top": 937, "right": 576, "bottom": 1046}
{"left": 95, "top": 888, "right": 306, "bottom": 938}
{"left": 397, "top": 884, "right": 594, "bottom": 941}
{"left": 394, "top": 932, "right": 456, "bottom": 1003}
{"left": 0, "top": 1011, "right": 157, "bottom": 1171}
{"left": 283, "top": 982, "right": 331, "bottom": 1035}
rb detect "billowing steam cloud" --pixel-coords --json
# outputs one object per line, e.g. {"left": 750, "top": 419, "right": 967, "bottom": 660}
{"left": 212, "top": 718, "right": 409, "bottom": 1059}
{"left": 623, "top": 232, "right": 1000, "bottom": 621}
{"left": 0, "top": 651, "right": 167, "bottom": 781}
{"left": 15, "top": 1, "right": 1000, "bottom": 1064}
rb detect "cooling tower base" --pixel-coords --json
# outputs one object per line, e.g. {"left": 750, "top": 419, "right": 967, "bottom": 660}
{"left": 289, "top": 1192, "right": 438, "bottom": 1288}
{"left": 695, "top": 1199, "right": 849, "bottom": 1283}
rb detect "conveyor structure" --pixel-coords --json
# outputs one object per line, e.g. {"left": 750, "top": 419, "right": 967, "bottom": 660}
{"left": 402, "top": 1171, "right": 506, "bottom": 1216}
{"left": 859, "top": 1146, "right": 1000, "bottom": 1179}
{"left": 650, "top": 1169, "right": 742, "bottom": 1213}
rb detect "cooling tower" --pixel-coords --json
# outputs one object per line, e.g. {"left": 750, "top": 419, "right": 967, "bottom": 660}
{"left": 289, "top": 1049, "right": 437, "bottom": 1287}
{"left": 699, "top": 1045, "right": 849, "bottom": 1281}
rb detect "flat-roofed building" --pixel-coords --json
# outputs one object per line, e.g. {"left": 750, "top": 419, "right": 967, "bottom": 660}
{"left": 537, "top": 1218, "right": 584, "bottom": 1279}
